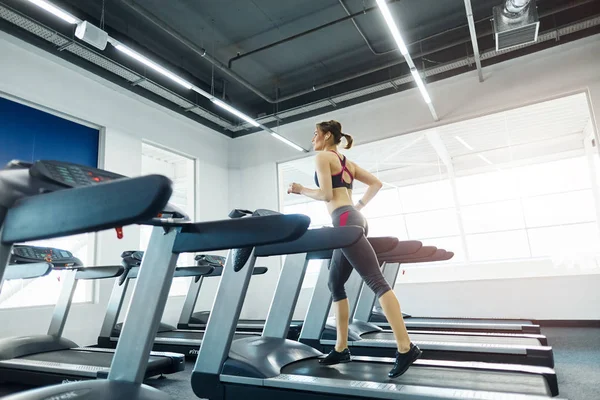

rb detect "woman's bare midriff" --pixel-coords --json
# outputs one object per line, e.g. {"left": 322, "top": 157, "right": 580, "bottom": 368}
{"left": 326, "top": 188, "right": 354, "bottom": 215}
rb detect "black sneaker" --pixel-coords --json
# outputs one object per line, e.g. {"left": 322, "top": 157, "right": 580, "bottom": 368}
{"left": 388, "top": 343, "right": 422, "bottom": 378}
{"left": 319, "top": 348, "right": 351, "bottom": 365}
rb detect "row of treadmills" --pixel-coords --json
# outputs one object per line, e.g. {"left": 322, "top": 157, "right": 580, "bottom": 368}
{"left": 0, "top": 159, "right": 565, "bottom": 400}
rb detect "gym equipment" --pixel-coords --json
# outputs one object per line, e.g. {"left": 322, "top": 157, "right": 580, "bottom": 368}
{"left": 181, "top": 224, "right": 403, "bottom": 339}
{"left": 0, "top": 160, "right": 311, "bottom": 400}
{"left": 191, "top": 225, "right": 560, "bottom": 400}
{"left": 0, "top": 245, "right": 185, "bottom": 387}
{"left": 311, "top": 243, "right": 553, "bottom": 367}
{"left": 368, "top": 248, "right": 541, "bottom": 334}
{"left": 98, "top": 250, "right": 268, "bottom": 356}
{"left": 357, "top": 251, "right": 549, "bottom": 345}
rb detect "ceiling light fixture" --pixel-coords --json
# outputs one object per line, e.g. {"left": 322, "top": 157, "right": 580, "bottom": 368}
{"left": 410, "top": 69, "right": 432, "bottom": 104}
{"left": 211, "top": 99, "right": 260, "bottom": 127}
{"left": 23, "top": 2, "right": 313, "bottom": 149}
{"left": 478, "top": 154, "right": 494, "bottom": 165}
{"left": 113, "top": 43, "right": 193, "bottom": 89}
{"left": 270, "top": 132, "right": 306, "bottom": 152}
{"left": 375, "top": 0, "right": 408, "bottom": 55}
{"left": 26, "top": 0, "right": 80, "bottom": 24}
{"left": 454, "top": 136, "right": 475, "bottom": 150}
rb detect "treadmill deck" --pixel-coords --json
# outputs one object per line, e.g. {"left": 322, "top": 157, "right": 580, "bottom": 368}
{"left": 278, "top": 358, "right": 551, "bottom": 397}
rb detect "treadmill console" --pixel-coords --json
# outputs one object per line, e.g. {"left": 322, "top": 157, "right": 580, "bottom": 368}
{"left": 30, "top": 160, "right": 125, "bottom": 188}
{"left": 11, "top": 245, "right": 82, "bottom": 267}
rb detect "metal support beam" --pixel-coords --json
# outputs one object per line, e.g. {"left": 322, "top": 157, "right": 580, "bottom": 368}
{"left": 425, "top": 130, "right": 470, "bottom": 260}
{"left": 130, "top": 77, "right": 146, "bottom": 86}
{"left": 57, "top": 41, "right": 74, "bottom": 52}
{"left": 184, "top": 105, "right": 200, "bottom": 112}
{"left": 583, "top": 120, "right": 600, "bottom": 237}
{"left": 464, "top": 0, "right": 484, "bottom": 82}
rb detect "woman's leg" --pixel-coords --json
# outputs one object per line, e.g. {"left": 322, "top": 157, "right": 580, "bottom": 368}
{"left": 337, "top": 236, "right": 410, "bottom": 351}
{"left": 328, "top": 248, "right": 355, "bottom": 352}
{"left": 378, "top": 290, "right": 411, "bottom": 352}
{"left": 339, "top": 235, "right": 422, "bottom": 377}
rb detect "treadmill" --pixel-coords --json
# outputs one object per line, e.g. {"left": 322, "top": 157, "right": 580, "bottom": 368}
{"left": 191, "top": 223, "right": 560, "bottom": 400}
{"left": 0, "top": 160, "right": 311, "bottom": 400}
{"left": 98, "top": 250, "right": 266, "bottom": 356}
{"left": 355, "top": 251, "right": 549, "bottom": 345}
{"left": 181, "top": 254, "right": 305, "bottom": 339}
{"left": 312, "top": 244, "right": 553, "bottom": 367}
{"left": 0, "top": 244, "right": 185, "bottom": 387}
{"left": 368, "top": 251, "right": 541, "bottom": 334}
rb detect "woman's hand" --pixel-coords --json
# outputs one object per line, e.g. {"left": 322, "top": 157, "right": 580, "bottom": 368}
{"left": 287, "top": 182, "right": 304, "bottom": 195}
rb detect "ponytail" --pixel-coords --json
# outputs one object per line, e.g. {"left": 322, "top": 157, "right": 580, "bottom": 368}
{"left": 342, "top": 133, "right": 353, "bottom": 149}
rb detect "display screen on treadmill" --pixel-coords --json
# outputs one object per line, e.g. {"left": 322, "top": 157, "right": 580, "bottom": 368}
{"left": 13, "top": 246, "right": 72, "bottom": 261}
{"left": 39, "top": 161, "right": 124, "bottom": 187}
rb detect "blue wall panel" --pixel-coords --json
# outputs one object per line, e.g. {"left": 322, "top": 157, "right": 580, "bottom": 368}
{"left": 0, "top": 97, "right": 99, "bottom": 168}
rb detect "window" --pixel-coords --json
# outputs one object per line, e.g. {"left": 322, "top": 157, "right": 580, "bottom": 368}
{"left": 0, "top": 95, "right": 99, "bottom": 309}
{"left": 140, "top": 143, "right": 196, "bottom": 296}
{"left": 0, "top": 234, "right": 94, "bottom": 309}
{"left": 278, "top": 93, "right": 598, "bottom": 282}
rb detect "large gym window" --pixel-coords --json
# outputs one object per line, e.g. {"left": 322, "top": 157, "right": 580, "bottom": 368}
{"left": 0, "top": 95, "right": 99, "bottom": 309}
{"left": 278, "top": 92, "right": 599, "bottom": 286}
{"left": 140, "top": 142, "right": 196, "bottom": 296}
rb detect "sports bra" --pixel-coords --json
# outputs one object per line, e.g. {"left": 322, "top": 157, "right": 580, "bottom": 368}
{"left": 314, "top": 151, "right": 354, "bottom": 190}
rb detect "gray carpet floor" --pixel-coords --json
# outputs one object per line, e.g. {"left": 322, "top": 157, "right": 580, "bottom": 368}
{"left": 1, "top": 327, "right": 598, "bottom": 399}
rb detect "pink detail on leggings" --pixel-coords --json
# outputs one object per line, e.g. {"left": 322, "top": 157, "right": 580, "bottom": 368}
{"left": 339, "top": 211, "right": 350, "bottom": 227}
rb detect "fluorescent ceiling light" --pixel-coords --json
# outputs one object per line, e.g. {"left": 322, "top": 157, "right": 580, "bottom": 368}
{"left": 376, "top": 0, "right": 408, "bottom": 55}
{"left": 27, "top": 0, "right": 80, "bottom": 24}
{"left": 191, "top": 86, "right": 213, "bottom": 100}
{"left": 410, "top": 69, "right": 432, "bottom": 104}
{"left": 270, "top": 132, "right": 306, "bottom": 152}
{"left": 212, "top": 99, "right": 260, "bottom": 127}
{"left": 478, "top": 154, "right": 493, "bottom": 165}
{"left": 454, "top": 136, "right": 474, "bottom": 150}
{"left": 113, "top": 43, "right": 193, "bottom": 89}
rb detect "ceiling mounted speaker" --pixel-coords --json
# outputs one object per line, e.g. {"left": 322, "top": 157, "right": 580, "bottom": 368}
{"left": 75, "top": 21, "right": 108, "bottom": 51}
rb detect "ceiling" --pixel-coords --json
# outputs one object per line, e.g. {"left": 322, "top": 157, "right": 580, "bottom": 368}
{"left": 279, "top": 92, "right": 592, "bottom": 204}
{"left": 0, "top": 0, "right": 599, "bottom": 138}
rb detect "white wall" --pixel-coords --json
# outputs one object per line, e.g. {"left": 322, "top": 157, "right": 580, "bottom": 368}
{"left": 231, "top": 33, "right": 600, "bottom": 320}
{"left": 0, "top": 31, "right": 230, "bottom": 345}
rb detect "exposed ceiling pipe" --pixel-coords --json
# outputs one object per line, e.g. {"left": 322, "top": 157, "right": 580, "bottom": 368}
{"left": 503, "top": 0, "right": 533, "bottom": 17}
{"left": 463, "top": 0, "right": 484, "bottom": 82}
{"left": 338, "top": 0, "right": 395, "bottom": 56}
{"left": 228, "top": 0, "right": 401, "bottom": 67}
{"left": 121, "top": 0, "right": 593, "bottom": 107}
{"left": 119, "top": 0, "right": 277, "bottom": 104}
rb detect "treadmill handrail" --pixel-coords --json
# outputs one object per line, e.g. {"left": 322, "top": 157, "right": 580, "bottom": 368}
{"left": 72, "top": 266, "right": 124, "bottom": 280}
{"left": 119, "top": 265, "right": 215, "bottom": 280}
{"left": 378, "top": 245, "right": 437, "bottom": 262}
{"left": 254, "top": 226, "right": 364, "bottom": 257}
{"left": 1, "top": 175, "right": 173, "bottom": 244}
{"left": 377, "top": 240, "right": 423, "bottom": 258}
{"left": 172, "top": 214, "right": 310, "bottom": 253}
{"left": 306, "top": 236, "right": 399, "bottom": 260}
{"left": 3, "top": 263, "right": 53, "bottom": 280}
{"left": 380, "top": 248, "right": 453, "bottom": 263}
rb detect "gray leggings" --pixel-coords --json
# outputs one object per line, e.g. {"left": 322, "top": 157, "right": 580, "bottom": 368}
{"left": 329, "top": 206, "right": 392, "bottom": 302}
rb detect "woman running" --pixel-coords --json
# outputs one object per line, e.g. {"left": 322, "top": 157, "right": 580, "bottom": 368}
{"left": 287, "top": 120, "right": 421, "bottom": 378}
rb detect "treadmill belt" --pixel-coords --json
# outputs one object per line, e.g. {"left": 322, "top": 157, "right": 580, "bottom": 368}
{"left": 22, "top": 349, "right": 170, "bottom": 368}
{"left": 157, "top": 330, "right": 252, "bottom": 341}
{"left": 406, "top": 318, "right": 532, "bottom": 325}
{"left": 367, "top": 331, "right": 541, "bottom": 346}
{"left": 282, "top": 359, "right": 550, "bottom": 396}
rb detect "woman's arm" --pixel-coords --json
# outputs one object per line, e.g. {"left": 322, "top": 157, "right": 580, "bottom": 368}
{"left": 352, "top": 163, "right": 383, "bottom": 210}
{"left": 288, "top": 153, "right": 333, "bottom": 202}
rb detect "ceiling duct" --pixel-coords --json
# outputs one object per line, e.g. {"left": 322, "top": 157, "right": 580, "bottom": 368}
{"left": 493, "top": 0, "right": 540, "bottom": 51}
